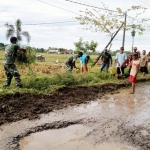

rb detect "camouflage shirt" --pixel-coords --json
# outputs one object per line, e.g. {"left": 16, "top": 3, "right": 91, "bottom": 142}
{"left": 3, "top": 44, "right": 20, "bottom": 64}
{"left": 65, "top": 54, "right": 78, "bottom": 64}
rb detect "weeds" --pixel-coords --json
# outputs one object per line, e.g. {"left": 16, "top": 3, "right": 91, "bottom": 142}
{"left": 19, "top": 71, "right": 116, "bottom": 91}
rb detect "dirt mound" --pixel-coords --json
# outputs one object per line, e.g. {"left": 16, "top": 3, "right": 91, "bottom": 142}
{"left": 0, "top": 83, "right": 129, "bottom": 125}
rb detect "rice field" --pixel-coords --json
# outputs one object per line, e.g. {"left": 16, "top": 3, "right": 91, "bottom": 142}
{"left": 0, "top": 51, "right": 100, "bottom": 79}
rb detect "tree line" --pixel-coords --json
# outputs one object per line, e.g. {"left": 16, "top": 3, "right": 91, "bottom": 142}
{"left": 0, "top": 41, "right": 132, "bottom": 56}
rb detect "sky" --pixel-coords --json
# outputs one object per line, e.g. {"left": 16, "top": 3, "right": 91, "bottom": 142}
{"left": 0, "top": 0, "right": 150, "bottom": 52}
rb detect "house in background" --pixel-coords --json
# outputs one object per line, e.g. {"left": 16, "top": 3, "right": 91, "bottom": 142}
{"left": 47, "top": 49, "right": 59, "bottom": 54}
{"left": 47, "top": 48, "right": 73, "bottom": 54}
{"left": 63, "top": 49, "right": 70, "bottom": 54}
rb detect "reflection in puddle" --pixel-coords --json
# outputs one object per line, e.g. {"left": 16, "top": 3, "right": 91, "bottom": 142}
{"left": 20, "top": 125, "right": 135, "bottom": 150}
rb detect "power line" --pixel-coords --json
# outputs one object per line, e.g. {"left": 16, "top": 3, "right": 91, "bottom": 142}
{"left": 38, "top": 0, "right": 123, "bottom": 15}
{"left": 37, "top": 0, "right": 125, "bottom": 27}
{"left": 37, "top": 0, "right": 79, "bottom": 15}
{"left": 23, "top": 20, "right": 77, "bottom": 25}
{"left": 0, "top": 19, "right": 77, "bottom": 25}
{"left": 2, "top": 0, "right": 149, "bottom": 31}
{"left": 127, "top": 15, "right": 150, "bottom": 26}
{"left": 0, "top": 20, "right": 77, "bottom": 27}
{"left": 138, "top": 0, "right": 150, "bottom": 7}
{"left": 37, "top": 0, "right": 125, "bottom": 26}
{"left": 132, "top": 0, "right": 144, "bottom": 5}
{"left": 76, "top": 0, "right": 94, "bottom": 5}
{"left": 132, "top": 0, "right": 150, "bottom": 9}
{"left": 64, "top": 0, "right": 119, "bottom": 13}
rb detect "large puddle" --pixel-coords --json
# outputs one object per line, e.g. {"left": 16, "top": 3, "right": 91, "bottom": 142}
{"left": 20, "top": 125, "right": 135, "bottom": 150}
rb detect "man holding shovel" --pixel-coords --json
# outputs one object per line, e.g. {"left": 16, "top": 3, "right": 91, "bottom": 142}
{"left": 115, "top": 47, "right": 127, "bottom": 78}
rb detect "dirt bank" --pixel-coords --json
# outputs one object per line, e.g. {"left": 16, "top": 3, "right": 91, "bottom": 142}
{"left": 0, "top": 77, "right": 150, "bottom": 126}
{"left": 0, "top": 82, "right": 130, "bottom": 125}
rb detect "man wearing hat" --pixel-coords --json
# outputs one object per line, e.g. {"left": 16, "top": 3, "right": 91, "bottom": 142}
{"left": 115, "top": 47, "right": 127, "bottom": 76}
{"left": 100, "top": 48, "right": 112, "bottom": 72}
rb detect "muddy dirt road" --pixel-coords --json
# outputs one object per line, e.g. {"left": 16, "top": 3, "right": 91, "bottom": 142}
{"left": 0, "top": 82, "right": 150, "bottom": 150}
{"left": 0, "top": 83, "right": 129, "bottom": 125}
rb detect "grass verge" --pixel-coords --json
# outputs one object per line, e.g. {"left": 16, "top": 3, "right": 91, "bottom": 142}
{"left": 0, "top": 70, "right": 150, "bottom": 97}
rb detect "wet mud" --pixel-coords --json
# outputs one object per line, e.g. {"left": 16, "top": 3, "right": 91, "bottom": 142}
{"left": 0, "top": 82, "right": 129, "bottom": 125}
{"left": 0, "top": 81, "right": 150, "bottom": 150}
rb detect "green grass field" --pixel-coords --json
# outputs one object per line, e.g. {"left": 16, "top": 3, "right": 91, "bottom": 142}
{"left": 0, "top": 51, "right": 149, "bottom": 96}
{"left": 0, "top": 50, "right": 112, "bottom": 65}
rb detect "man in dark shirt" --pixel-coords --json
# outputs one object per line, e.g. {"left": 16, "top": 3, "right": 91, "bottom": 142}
{"left": 100, "top": 49, "right": 112, "bottom": 72}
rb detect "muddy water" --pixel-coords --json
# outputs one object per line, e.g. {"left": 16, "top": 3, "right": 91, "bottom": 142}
{"left": 19, "top": 82, "right": 150, "bottom": 150}
{"left": 20, "top": 125, "right": 135, "bottom": 150}
{"left": 1, "top": 82, "right": 150, "bottom": 150}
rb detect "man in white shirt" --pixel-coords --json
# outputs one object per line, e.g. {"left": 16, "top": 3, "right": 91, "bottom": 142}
{"left": 115, "top": 47, "right": 127, "bottom": 76}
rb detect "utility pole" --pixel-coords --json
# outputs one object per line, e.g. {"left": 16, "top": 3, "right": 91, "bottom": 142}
{"left": 92, "top": 23, "right": 124, "bottom": 66}
{"left": 122, "top": 12, "right": 127, "bottom": 48}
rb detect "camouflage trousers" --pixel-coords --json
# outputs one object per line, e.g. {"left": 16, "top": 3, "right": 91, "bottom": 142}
{"left": 65, "top": 63, "right": 73, "bottom": 72}
{"left": 3, "top": 64, "right": 22, "bottom": 87}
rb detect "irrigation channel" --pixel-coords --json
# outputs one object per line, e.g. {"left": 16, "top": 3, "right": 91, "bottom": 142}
{"left": 0, "top": 82, "right": 150, "bottom": 150}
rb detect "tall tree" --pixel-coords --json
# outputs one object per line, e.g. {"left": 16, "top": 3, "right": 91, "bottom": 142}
{"left": 59, "top": 48, "right": 65, "bottom": 53}
{"left": 74, "top": 38, "right": 85, "bottom": 52}
{"left": 76, "top": 4, "right": 148, "bottom": 49}
{"left": 5, "top": 19, "right": 31, "bottom": 43}
{"left": 88, "top": 40, "right": 98, "bottom": 52}
{"left": 74, "top": 38, "right": 98, "bottom": 52}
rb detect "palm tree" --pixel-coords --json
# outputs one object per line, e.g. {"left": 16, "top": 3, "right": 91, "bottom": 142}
{"left": 5, "top": 19, "right": 31, "bottom": 43}
{"left": 130, "top": 24, "right": 144, "bottom": 52}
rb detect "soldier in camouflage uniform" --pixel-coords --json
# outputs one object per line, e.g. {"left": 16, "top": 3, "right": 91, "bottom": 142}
{"left": 65, "top": 52, "right": 83, "bottom": 71}
{"left": 3, "top": 37, "right": 26, "bottom": 88}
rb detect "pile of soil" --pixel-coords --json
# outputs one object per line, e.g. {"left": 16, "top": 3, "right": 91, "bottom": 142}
{"left": 0, "top": 83, "right": 129, "bottom": 125}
